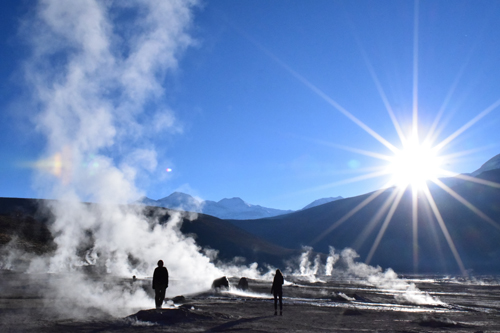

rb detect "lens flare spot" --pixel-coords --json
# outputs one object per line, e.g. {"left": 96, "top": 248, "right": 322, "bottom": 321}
{"left": 348, "top": 159, "right": 361, "bottom": 169}
{"left": 166, "top": 168, "right": 172, "bottom": 172}
{"left": 32, "top": 146, "right": 73, "bottom": 184}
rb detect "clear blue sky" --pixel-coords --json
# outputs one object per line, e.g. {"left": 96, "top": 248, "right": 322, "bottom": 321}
{"left": 1, "top": 0, "right": 500, "bottom": 210}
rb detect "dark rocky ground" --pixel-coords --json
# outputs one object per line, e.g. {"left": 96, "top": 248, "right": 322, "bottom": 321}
{"left": 1, "top": 271, "right": 499, "bottom": 332}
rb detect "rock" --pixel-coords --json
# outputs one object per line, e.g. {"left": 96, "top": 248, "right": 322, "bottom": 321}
{"left": 212, "top": 276, "right": 229, "bottom": 290}
{"left": 351, "top": 293, "right": 373, "bottom": 303}
{"left": 179, "top": 304, "right": 195, "bottom": 310}
{"left": 237, "top": 277, "right": 249, "bottom": 290}
{"left": 172, "top": 295, "right": 186, "bottom": 304}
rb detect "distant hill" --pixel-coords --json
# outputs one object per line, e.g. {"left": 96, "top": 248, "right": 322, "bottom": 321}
{"left": 230, "top": 169, "right": 500, "bottom": 274}
{"left": 471, "top": 153, "right": 500, "bottom": 176}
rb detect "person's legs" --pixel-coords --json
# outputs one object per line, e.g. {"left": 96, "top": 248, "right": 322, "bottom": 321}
{"left": 155, "top": 287, "right": 166, "bottom": 308}
{"left": 159, "top": 287, "right": 166, "bottom": 307}
{"left": 273, "top": 293, "right": 278, "bottom": 315}
{"left": 279, "top": 290, "right": 283, "bottom": 314}
{"left": 154, "top": 288, "right": 161, "bottom": 308}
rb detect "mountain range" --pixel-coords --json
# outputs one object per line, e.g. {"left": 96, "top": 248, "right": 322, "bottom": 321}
{"left": 1, "top": 154, "right": 500, "bottom": 274}
{"left": 140, "top": 155, "right": 500, "bottom": 221}
{"left": 138, "top": 193, "right": 343, "bottom": 220}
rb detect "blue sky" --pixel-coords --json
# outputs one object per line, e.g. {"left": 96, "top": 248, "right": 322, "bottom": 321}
{"left": 1, "top": 0, "right": 500, "bottom": 210}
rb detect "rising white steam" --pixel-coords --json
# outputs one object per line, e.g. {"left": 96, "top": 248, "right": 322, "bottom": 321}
{"left": 298, "top": 246, "right": 321, "bottom": 277}
{"left": 24, "top": 0, "right": 197, "bottom": 202}
{"left": 292, "top": 247, "right": 443, "bottom": 306}
{"left": 15, "top": 0, "right": 265, "bottom": 317}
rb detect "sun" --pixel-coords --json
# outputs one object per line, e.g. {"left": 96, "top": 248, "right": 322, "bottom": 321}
{"left": 387, "top": 135, "right": 443, "bottom": 191}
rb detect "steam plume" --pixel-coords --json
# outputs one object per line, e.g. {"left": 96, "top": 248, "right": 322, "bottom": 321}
{"left": 14, "top": 0, "right": 257, "bottom": 317}
{"left": 292, "top": 247, "right": 443, "bottom": 306}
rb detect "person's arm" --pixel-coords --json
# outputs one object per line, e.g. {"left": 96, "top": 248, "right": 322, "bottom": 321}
{"left": 166, "top": 268, "right": 169, "bottom": 288}
{"left": 152, "top": 268, "right": 156, "bottom": 289}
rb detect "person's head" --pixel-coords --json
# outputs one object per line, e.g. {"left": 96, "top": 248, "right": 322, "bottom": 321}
{"left": 275, "top": 269, "right": 282, "bottom": 276}
{"left": 157, "top": 260, "right": 164, "bottom": 267}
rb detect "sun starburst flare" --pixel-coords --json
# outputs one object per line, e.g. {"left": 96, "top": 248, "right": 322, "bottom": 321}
{"left": 386, "top": 135, "right": 444, "bottom": 191}
{"left": 241, "top": 0, "right": 500, "bottom": 276}
{"left": 283, "top": 4, "right": 500, "bottom": 276}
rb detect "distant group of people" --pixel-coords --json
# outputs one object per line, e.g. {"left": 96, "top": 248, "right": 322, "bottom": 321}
{"left": 152, "top": 261, "right": 285, "bottom": 315}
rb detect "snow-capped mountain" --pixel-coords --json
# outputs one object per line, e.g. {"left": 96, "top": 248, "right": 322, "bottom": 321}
{"left": 139, "top": 192, "right": 346, "bottom": 219}
{"left": 302, "top": 196, "right": 343, "bottom": 210}
{"left": 156, "top": 192, "right": 204, "bottom": 211}
{"left": 138, "top": 192, "right": 294, "bottom": 220}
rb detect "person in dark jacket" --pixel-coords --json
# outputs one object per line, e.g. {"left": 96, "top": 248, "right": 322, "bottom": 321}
{"left": 152, "top": 260, "right": 169, "bottom": 309}
{"left": 271, "top": 269, "right": 284, "bottom": 315}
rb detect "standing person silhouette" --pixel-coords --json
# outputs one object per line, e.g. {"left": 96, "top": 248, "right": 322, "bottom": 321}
{"left": 271, "top": 269, "right": 284, "bottom": 315}
{"left": 152, "top": 260, "right": 169, "bottom": 309}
